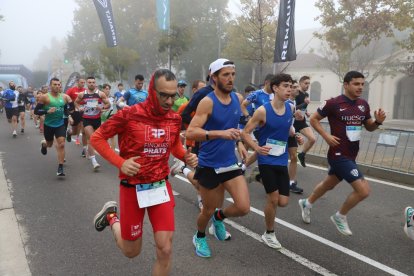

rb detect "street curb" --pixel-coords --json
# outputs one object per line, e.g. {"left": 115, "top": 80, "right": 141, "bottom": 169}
{"left": 0, "top": 159, "right": 31, "bottom": 276}
{"left": 306, "top": 155, "right": 414, "bottom": 186}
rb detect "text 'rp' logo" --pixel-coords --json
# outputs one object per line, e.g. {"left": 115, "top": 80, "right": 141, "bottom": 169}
{"left": 145, "top": 126, "right": 170, "bottom": 141}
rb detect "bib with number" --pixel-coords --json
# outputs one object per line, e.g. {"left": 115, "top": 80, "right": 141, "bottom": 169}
{"left": 266, "top": 138, "right": 287, "bottom": 156}
{"left": 214, "top": 163, "right": 241, "bottom": 174}
{"left": 86, "top": 100, "right": 98, "bottom": 108}
{"left": 136, "top": 179, "right": 170, "bottom": 208}
{"left": 346, "top": 126, "right": 361, "bottom": 142}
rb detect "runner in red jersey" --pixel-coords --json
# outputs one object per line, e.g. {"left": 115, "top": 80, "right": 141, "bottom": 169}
{"left": 299, "top": 71, "right": 386, "bottom": 236}
{"left": 65, "top": 77, "right": 86, "bottom": 145}
{"left": 91, "top": 69, "right": 198, "bottom": 275}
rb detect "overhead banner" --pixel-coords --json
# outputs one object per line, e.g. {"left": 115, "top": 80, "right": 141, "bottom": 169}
{"left": 274, "top": 0, "right": 296, "bottom": 62}
{"left": 156, "top": 0, "right": 170, "bottom": 31}
{"left": 93, "top": 0, "right": 118, "bottom": 47}
{"left": 63, "top": 72, "right": 81, "bottom": 93}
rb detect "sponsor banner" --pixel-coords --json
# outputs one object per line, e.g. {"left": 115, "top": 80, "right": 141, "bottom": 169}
{"left": 156, "top": 0, "right": 170, "bottom": 30}
{"left": 63, "top": 72, "right": 81, "bottom": 93}
{"left": 93, "top": 0, "right": 118, "bottom": 47}
{"left": 274, "top": 0, "right": 297, "bottom": 62}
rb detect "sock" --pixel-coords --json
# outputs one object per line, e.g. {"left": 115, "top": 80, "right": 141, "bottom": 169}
{"left": 306, "top": 199, "right": 313, "bottom": 208}
{"left": 290, "top": 180, "right": 295, "bottom": 185}
{"left": 196, "top": 231, "right": 206, "bottom": 238}
{"left": 214, "top": 209, "right": 226, "bottom": 221}
{"left": 183, "top": 167, "right": 191, "bottom": 177}
{"left": 90, "top": 155, "right": 96, "bottom": 162}
{"left": 197, "top": 194, "right": 202, "bottom": 202}
{"left": 107, "top": 213, "right": 119, "bottom": 227}
{"left": 58, "top": 164, "right": 63, "bottom": 168}
{"left": 336, "top": 211, "right": 346, "bottom": 219}
{"left": 266, "top": 230, "right": 275, "bottom": 234}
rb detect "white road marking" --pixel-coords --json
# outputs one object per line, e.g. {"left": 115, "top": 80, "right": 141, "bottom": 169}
{"left": 226, "top": 198, "right": 408, "bottom": 276}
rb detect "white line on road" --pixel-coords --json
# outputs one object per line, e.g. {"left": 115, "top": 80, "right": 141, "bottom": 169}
{"left": 226, "top": 198, "right": 408, "bottom": 276}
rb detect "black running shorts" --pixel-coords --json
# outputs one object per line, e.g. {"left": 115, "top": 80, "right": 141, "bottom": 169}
{"left": 82, "top": 118, "right": 101, "bottom": 130}
{"left": 259, "top": 164, "right": 290, "bottom": 195}
{"left": 44, "top": 124, "right": 66, "bottom": 142}
{"left": 5, "top": 107, "right": 19, "bottom": 120}
{"left": 194, "top": 166, "right": 243, "bottom": 190}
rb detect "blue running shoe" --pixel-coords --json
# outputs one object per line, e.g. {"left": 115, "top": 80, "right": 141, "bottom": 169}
{"left": 192, "top": 234, "right": 211, "bottom": 257}
{"left": 211, "top": 216, "right": 227, "bottom": 241}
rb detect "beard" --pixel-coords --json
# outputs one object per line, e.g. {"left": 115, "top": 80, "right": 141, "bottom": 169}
{"left": 9, "top": 85, "right": 15, "bottom": 90}
{"left": 217, "top": 80, "right": 233, "bottom": 94}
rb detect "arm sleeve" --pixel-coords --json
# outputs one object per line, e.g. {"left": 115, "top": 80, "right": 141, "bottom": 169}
{"left": 34, "top": 103, "right": 48, "bottom": 116}
{"left": 90, "top": 108, "right": 129, "bottom": 169}
{"left": 171, "top": 134, "right": 186, "bottom": 161}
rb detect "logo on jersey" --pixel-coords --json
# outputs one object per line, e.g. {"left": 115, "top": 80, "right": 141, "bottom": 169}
{"left": 358, "top": 105, "right": 365, "bottom": 112}
{"left": 145, "top": 126, "right": 170, "bottom": 141}
{"left": 350, "top": 169, "right": 359, "bottom": 177}
{"left": 130, "top": 224, "right": 141, "bottom": 237}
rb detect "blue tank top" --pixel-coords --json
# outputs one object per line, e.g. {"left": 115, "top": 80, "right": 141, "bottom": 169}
{"left": 198, "top": 92, "right": 241, "bottom": 168}
{"left": 257, "top": 101, "right": 293, "bottom": 166}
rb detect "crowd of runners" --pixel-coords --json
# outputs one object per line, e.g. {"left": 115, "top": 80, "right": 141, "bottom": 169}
{"left": 0, "top": 58, "right": 412, "bottom": 275}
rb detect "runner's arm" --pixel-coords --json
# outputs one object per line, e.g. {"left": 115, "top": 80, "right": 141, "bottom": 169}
{"left": 241, "top": 107, "right": 265, "bottom": 153}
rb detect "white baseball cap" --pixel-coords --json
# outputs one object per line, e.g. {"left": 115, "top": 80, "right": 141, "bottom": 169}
{"left": 209, "top": 58, "right": 235, "bottom": 75}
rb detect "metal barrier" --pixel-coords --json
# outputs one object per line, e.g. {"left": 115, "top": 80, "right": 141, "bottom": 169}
{"left": 307, "top": 122, "right": 414, "bottom": 175}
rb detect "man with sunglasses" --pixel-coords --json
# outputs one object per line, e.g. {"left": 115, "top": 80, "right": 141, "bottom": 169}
{"left": 91, "top": 69, "right": 198, "bottom": 276}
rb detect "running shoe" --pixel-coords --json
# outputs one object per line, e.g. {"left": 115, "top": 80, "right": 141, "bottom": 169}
{"left": 81, "top": 148, "right": 86, "bottom": 158}
{"left": 170, "top": 159, "right": 185, "bottom": 176}
{"left": 92, "top": 160, "right": 100, "bottom": 171}
{"left": 12, "top": 130, "right": 17, "bottom": 137}
{"left": 261, "top": 232, "right": 282, "bottom": 249}
{"left": 41, "top": 140, "right": 47, "bottom": 155}
{"left": 57, "top": 165, "right": 65, "bottom": 177}
{"left": 208, "top": 223, "right": 232, "bottom": 240}
{"left": 210, "top": 215, "right": 228, "bottom": 241}
{"left": 192, "top": 234, "right": 211, "bottom": 258}
{"left": 20, "top": 128, "right": 24, "bottom": 134}
{"left": 298, "top": 199, "right": 311, "bottom": 224}
{"left": 247, "top": 166, "right": 260, "bottom": 184}
{"left": 75, "top": 137, "right": 80, "bottom": 145}
{"left": 93, "top": 201, "right": 118, "bottom": 232}
{"left": 290, "top": 182, "right": 303, "bottom": 194}
{"left": 66, "top": 130, "right": 72, "bottom": 142}
{"left": 404, "top": 206, "right": 414, "bottom": 240}
{"left": 330, "top": 214, "right": 352, "bottom": 236}
{"left": 298, "top": 152, "right": 307, "bottom": 167}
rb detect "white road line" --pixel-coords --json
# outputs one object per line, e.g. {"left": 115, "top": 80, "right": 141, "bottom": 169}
{"left": 226, "top": 198, "right": 408, "bottom": 276}
{"left": 224, "top": 219, "right": 337, "bottom": 276}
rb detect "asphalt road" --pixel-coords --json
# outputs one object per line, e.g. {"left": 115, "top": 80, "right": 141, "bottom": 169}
{"left": 0, "top": 114, "right": 413, "bottom": 276}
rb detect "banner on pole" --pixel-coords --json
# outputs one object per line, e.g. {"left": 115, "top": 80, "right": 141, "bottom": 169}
{"left": 156, "top": 0, "right": 170, "bottom": 31}
{"left": 63, "top": 72, "right": 81, "bottom": 93}
{"left": 93, "top": 0, "right": 118, "bottom": 47}
{"left": 274, "top": 0, "right": 296, "bottom": 62}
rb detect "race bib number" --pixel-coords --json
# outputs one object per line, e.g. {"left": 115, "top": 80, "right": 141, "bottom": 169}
{"left": 136, "top": 179, "right": 170, "bottom": 208}
{"left": 86, "top": 100, "right": 98, "bottom": 108}
{"left": 266, "top": 138, "right": 287, "bottom": 156}
{"left": 346, "top": 126, "right": 361, "bottom": 142}
{"left": 214, "top": 163, "right": 241, "bottom": 174}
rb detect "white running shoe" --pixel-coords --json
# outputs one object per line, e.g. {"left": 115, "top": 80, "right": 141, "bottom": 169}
{"left": 298, "top": 199, "right": 311, "bottom": 224}
{"left": 330, "top": 214, "right": 352, "bottom": 236}
{"left": 404, "top": 206, "right": 414, "bottom": 240}
{"left": 208, "top": 223, "right": 232, "bottom": 241}
{"left": 92, "top": 160, "right": 100, "bottom": 171}
{"left": 170, "top": 159, "right": 185, "bottom": 176}
{"left": 12, "top": 130, "right": 17, "bottom": 137}
{"left": 261, "top": 232, "right": 282, "bottom": 249}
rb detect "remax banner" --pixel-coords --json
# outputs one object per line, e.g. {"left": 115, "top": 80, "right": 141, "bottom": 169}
{"left": 274, "top": 0, "right": 296, "bottom": 62}
{"left": 93, "top": 0, "right": 118, "bottom": 47}
{"left": 156, "top": 0, "right": 170, "bottom": 31}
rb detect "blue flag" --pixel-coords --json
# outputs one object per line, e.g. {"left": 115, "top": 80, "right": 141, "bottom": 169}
{"left": 156, "top": 0, "right": 170, "bottom": 31}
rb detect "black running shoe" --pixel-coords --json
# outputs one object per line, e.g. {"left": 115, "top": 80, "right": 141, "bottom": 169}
{"left": 57, "top": 165, "right": 65, "bottom": 177}
{"left": 41, "top": 140, "right": 47, "bottom": 155}
{"left": 290, "top": 182, "right": 303, "bottom": 194}
{"left": 66, "top": 130, "right": 72, "bottom": 143}
{"left": 255, "top": 173, "right": 262, "bottom": 183}
{"left": 81, "top": 148, "right": 86, "bottom": 158}
{"left": 298, "top": 152, "right": 306, "bottom": 167}
{"left": 94, "top": 201, "right": 118, "bottom": 232}
{"left": 21, "top": 128, "right": 24, "bottom": 134}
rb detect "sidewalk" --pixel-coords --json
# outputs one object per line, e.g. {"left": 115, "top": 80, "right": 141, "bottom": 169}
{"left": 0, "top": 159, "right": 31, "bottom": 276}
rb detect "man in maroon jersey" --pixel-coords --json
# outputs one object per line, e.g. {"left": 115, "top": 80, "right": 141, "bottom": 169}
{"left": 66, "top": 77, "right": 87, "bottom": 148}
{"left": 298, "top": 71, "right": 386, "bottom": 236}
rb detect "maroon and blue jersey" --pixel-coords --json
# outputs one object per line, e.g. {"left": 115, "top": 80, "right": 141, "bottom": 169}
{"left": 317, "top": 95, "right": 371, "bottom": 161}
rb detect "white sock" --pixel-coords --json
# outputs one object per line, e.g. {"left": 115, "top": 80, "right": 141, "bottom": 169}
{"left": 290, "top": 180, "right": 295, "bottom": 185}
{"left": 197, "top": 194, "right": 202, "bottom": 202}
{"left": 183, "top": 168, "right": 191, "bottom": 177}
{"left": 306, "top": 199, "right": 313, "bottom": 208}
{"left": 90, "top": 155, "right": 96, "bottom": 162}
{"left": 336, "top": 211, "right": 346, "bottom": 219}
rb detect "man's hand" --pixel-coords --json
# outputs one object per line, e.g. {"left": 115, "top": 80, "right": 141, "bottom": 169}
{"left": 222, "top": 128, "right": 241, "bottom": 140}
{"left": 324, "top": 134, "right": 340, "bottom": 147}
{"left": 374, "top": 108, "right": 386, "bottom": 124}
{"left": 121, "top": 156, "right": 141, "bottom": 177}
{"left": 184, "top": 147, "right": 198, "bottom": 168}
{"left": 255, "top": 145, "right": 271, "bottom": 156}
{"left": 295, "top": 134, "right": 305, "bottom": 145}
